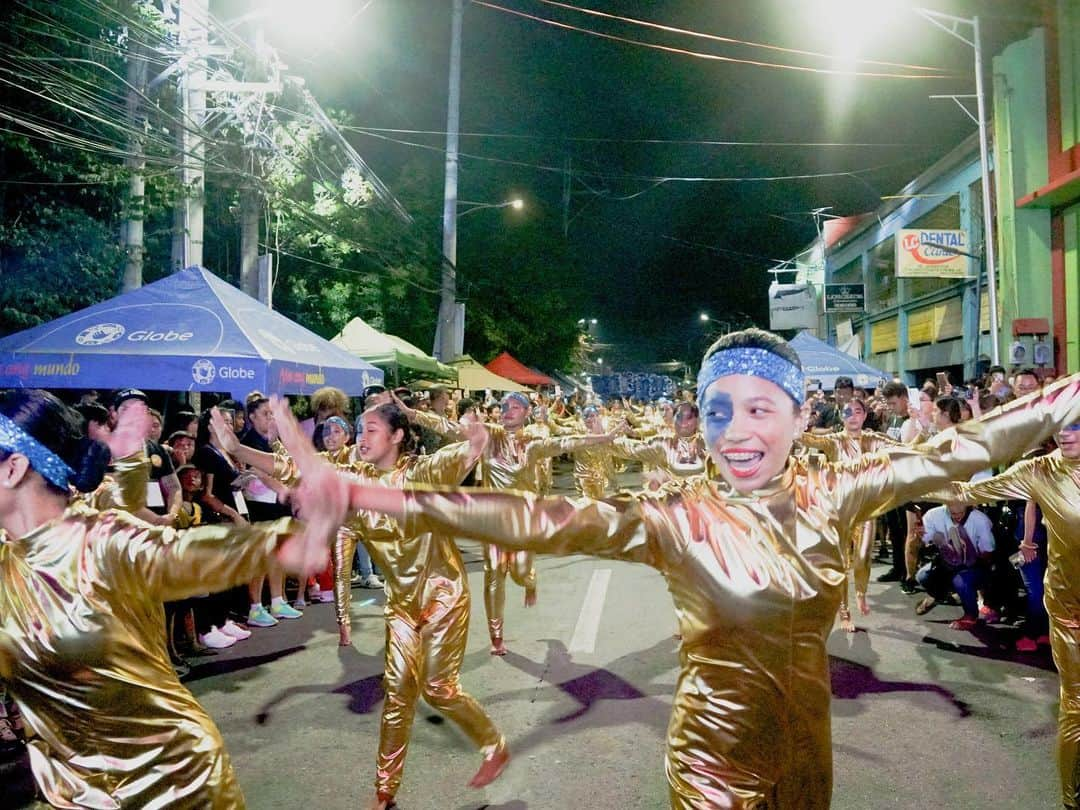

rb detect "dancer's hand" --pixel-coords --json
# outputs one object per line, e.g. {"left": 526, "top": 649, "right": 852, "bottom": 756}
{"left": 271, "top": 396, "right": 349, "bottom": 575}
{"left": 209, "top": 408, "right": 241, "bottom": 455}
{"left": 107, "top": 399, "right": 151, "bottom": 460}
{"left": 462, "top": 418, "right": 490, "bottom": 461}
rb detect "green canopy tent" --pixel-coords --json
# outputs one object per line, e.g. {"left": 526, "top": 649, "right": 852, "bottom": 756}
{"left": 331, "top": 317, "right": 457, "bottom": 384}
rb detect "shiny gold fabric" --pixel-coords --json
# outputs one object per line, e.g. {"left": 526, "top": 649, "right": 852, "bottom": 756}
{"left": 647, "top": 434, "right": 708, "bottom": 479}
{"left": 800, "top": 430, "right": 898, "bottom": 618}
{"left": 401, "top": 375, "right": 1080, "bottom": 808}
{"left": 938, "top": 450, "right": 1080, "bottom": 808}
{"left": 279, "top": 440, "right": 503, "bottom": 800}
{"left": 0, "top": 497, "right": 296, "bottom": 809}
{"left": 413, "top": 411, "right": 601, "bottom": 641}
{"left": 571, "top": 437, "right": 669, "bottom": 499}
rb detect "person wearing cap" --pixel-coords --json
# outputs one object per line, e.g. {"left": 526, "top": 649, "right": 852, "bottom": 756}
{"left": 339, "top": 328, "right": 1080, "bottom": 808}
{"left": 403, "top": 390, "right": 619, "bottom": 655}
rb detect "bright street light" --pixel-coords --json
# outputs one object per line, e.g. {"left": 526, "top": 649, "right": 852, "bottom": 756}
{"left": 457, "top": 198, "right": 525, "bottom": 218}
{"left": 699, "top": 313, "right": 710, "bottom": 322}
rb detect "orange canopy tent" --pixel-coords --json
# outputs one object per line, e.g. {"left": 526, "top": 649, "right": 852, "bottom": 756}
{"left": 485, "top": 351, "right": 555, "bottom": 386}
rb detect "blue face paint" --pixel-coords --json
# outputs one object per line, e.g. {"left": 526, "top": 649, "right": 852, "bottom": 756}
{"left": 701, "top": 391, "right": 734, "bottom": 446}
{"left": 1064, "top": 422, "right": 1080, "bottom": 433}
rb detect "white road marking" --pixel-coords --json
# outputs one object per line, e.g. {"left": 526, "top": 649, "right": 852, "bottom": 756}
{"left": 568, "top": 568, "right": 612, "bottom": 653}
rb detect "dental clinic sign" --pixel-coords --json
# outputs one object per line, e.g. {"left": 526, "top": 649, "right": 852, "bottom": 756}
{"left": 895, "top": 229, "right": 971, "bottom": 279}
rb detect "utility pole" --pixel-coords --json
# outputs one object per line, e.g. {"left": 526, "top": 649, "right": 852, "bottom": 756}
{"left": 121, "top": 21, "right": 148, "bottom": 291}
{"left": 172, "top": 0, "right": 208, "bottom": 270}
{"left": 239, "top": 184, "right": 260, "bottom": 297}
{"left": 436, "top": 0, "right": 464, "bottom": 362}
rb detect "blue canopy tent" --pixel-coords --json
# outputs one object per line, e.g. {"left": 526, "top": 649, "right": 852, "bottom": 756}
{"left": 788, "top": 330, "right": 889, "bottom": 392}
{"left": 0, "top": 267, "right": 383, "bottom": 397}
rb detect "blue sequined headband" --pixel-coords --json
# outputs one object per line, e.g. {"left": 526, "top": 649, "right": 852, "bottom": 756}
{"left": 0, "top": 413, "right": 75, "bottom": 490}
{"left": 323, "top": 416, "right": 352, "bottom": 436}
{"left": 697, "top": 347, "right": 805, "bottom": 408}
{"left": 501, "top": 392, "right": 531, "bottom": 412}
{"left": 581, "top": 405, "right": 600, "bottom": 419}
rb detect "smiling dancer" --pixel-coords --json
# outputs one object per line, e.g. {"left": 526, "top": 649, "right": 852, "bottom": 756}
{"left": 0, "top": 392, "right": 339, "bottom": 809}
{"left": 800, "top": 397, "right": 898, "bottom": 632}
{"left": 216, "top": 402, "right": 507, "bottom": 810}
{"left": 330, "top": 329, "right": 1080, "bottom": 808}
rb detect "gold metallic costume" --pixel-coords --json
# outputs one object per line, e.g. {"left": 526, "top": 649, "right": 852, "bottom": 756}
{"left": 0, "top": 455, "right": 298, "bottom": 809}
{"left": 800, "top": 430, "right": 898, "bottom": 627}
{"left": 275, "top": 441, "right": 503, "bottom": 802}
{"left": 934, "top": 449, "right": 1080, "bottom": 808}
{"left": 648, "top": 434, "right": 708, "bottom": 479}
{"left": 570, "top": 437, "right": 670, "bottom": 499}
{"left": 415, "top": 411, "right": 600, "bottom": 644}
{"left": 397, "top": 379, "right": 1080, "bottom": 808}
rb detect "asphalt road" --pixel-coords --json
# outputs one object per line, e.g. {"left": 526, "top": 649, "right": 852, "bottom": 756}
{"left": 2, "top": 463, "right": 1063, "bottom": 809}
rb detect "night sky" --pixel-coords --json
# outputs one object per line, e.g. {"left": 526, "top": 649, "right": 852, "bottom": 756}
{"left": 241, "top": 0, "right": 1044, "bottom": 366}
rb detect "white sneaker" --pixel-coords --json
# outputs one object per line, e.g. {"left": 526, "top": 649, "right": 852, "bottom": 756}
{"left": 293, "top": 597, "right": 307, "bottom": 609}
{"left": 199, "top": 626, "right": 237, "bottom": 649}
{"left": 314, "top": 590, "right": 335, "bottom": 603}
{"left": 360, "top": 574, "right": 384, "bottom": 589}
{"left": 220, "top": 619, "right": 251, "bottom": 640}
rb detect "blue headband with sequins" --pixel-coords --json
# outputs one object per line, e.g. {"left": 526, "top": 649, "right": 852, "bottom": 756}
{"left": 697, "top": 347, "right": 805, "bottom": 408}
{"left": 581, "top": 405, "right": 600, "bottom": 419}
{"left": 501, "top": 392, "right": 531, "bottom": 412}
{"left": 0, "top": 413, "right": 75, "bottom": 489}
{"left": 323, "top": 415, "right": 352, "bottom": 437}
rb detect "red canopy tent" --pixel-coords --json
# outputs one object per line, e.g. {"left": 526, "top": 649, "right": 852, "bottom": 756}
{"left": 485, "top": 351, "right": 555, "bottom": 386}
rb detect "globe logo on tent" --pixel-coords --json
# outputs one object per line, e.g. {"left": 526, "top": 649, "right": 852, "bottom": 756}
{"left": 191, "top": 358, "right": 216, "bottom": 386}
{"left": 76, "top": 323, "right": 125, "bottom": 346}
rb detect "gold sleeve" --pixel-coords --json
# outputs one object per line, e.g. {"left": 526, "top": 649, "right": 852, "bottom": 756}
{"left": 404, "top": 487, "right": 672, "bottom": 568}
{"left": 613, "top": 437, "right": 670, "bottom": 469}
{"left": 525, "top": 433, "right": 604, "bottom": 462}
{"left": 408, "top": 441, "right": 477, "bottom": 486}
{"left": 799, "top": 432, "right": 839, "bottom": 462}
{"left": 90, "top": 452, "right": 151, "bottom": 512}
{"left": 938, "top": 459, "right": 1037, "bottom": 505}
{"left": 96, "top": 513, "right": 299, "bottom": 603}
{"left": 829, "top": 373, "right": 1080, "bottom": 527}
{"left": 413, "top": 409, "right": 467, "bottom": 441}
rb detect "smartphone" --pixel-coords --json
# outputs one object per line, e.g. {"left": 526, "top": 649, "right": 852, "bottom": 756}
{"left": 907, "top": 386, "right": 921, "bottom": 404}
{"left": 936, "top": 371, "right": 949, "bottom": 390}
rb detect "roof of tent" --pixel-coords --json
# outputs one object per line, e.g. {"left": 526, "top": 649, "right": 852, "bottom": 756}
{"left": 450, "top": 355, "right": 530, "bottom": 392}
{"left": 330, "top": 317, "right": 457, "bottom": 380}
{"left": 486, "top": 351, "right": 555, "bottom": 386}
{"left": 788, "top": 330, "right": 889, "bottom": 391}
{"left": 0, "top": 266, "right": 383, "bottom": 397}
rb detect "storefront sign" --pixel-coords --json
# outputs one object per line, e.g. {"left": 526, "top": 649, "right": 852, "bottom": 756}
{"left": 824, "top": 284, "right": 865, "bottom": 313}
{"left": 768, "top": 283, "right": 818, "bottom": 330}
{"left": 896, "top": 229, "right": 971, "bottom": 278}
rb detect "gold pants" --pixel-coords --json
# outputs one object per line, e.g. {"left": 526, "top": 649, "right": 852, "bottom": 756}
{"left": 666, "top": 653, "right": 832, "bottom": 809}
{"left": 376, "top": 596, "right": 503, "bottom": 800}
{"left": 482, "top": 544, "right": 536, "bottom": 642}
{"left": 837, "top": 521, "right": 874, "bottom": 621}
{"left": 1052, "top": 618, "right": 1080, "bottom": 808}
{"left": 332, "top": 527, "right": 359, "bottom": 629}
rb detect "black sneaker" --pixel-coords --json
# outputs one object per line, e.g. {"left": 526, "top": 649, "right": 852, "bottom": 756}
{"left": 900, "top": 578, "right": 918, "bottom": 594}
{"left": 876, "top": 570, "right": 903, "bottom": 582}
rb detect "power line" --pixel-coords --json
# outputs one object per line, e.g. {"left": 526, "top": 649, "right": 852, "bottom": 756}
{"left": 347, "top": 125, "right": 924, "bottom": 185}
{"left": 345, "top": 125, "right": 931, "bottom": 149}
{"left": 532, "top": 0, "right": 945, "bottom": 73}
{"left": 473, "top": 0, "right": 951, "bottom": 79}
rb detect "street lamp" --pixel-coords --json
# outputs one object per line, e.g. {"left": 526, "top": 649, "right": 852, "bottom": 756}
{"left": 915, "top": 6, "right": 1001, "bottom": 365}
{"left": 699, "top": 312, "right": 710, "bottom": 322}
{"left": 456, "top": 197, "right": 525, "bottom": 218}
